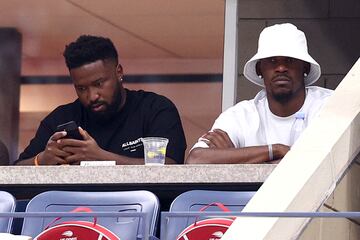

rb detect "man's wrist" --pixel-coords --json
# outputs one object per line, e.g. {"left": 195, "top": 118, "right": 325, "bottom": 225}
{"left": 34, "top": 153, "right": 41, "bottom": 166}
{"left": 268, "top": 144, "right": 273, "bottom": 161}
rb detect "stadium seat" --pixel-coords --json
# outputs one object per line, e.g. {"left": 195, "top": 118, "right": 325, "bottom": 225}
{"left": 21, "top": 190, "right": 160, "bottom": 239}
{"left": 0, "top": 191, "right": 16, "bottom": 233}
{"left": 161, "top": 190, "right": 256, "bottom": 240}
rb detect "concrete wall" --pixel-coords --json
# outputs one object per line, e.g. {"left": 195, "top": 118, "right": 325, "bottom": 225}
{"left": 236, "top": 0, "right": 360, "bottom": 101}
{"left": 300, "top": 160, "right": 360, "bottom": 240}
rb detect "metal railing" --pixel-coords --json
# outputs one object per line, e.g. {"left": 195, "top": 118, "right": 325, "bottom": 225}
{"left": 160, "top": 211, "right": 360, "bottom": 240}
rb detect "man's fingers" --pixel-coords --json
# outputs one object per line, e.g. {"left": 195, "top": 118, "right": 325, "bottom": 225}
{"left": 201, "top": 129, "right": 234, "bottom": 148}
{"left": 212, "top": 129, "right": 234, "bottom": 147}
{"left": 206, "top": 141, "right": 217, "bottom": 148}
{"left": 199, "top": 137, "right": 212, "bottom": 147}
{"left": 213, "top": 129, "right": 231, "bottom": 141}
{"left": 44, "top": 145, "right": 71, "bottom": 158}
{"left": 40, "top": 153, "right": 67, "bottom": 165}
{"left": 58, "top": 128, "right": 92, "bottom": 147}
{"left": 53, "top": 156, "right": 68, "bottom": 165}
{"left": 79, "top": 127, "right": 90, "bottom": 140}
{"left": 58, "top": 138, "right": 84, "bottom": 147}
{"left": 54, "top": 148, "right": 72, "bottom": 158}
{"left": 202, "top": 131, "right": 224, "bottom": 147}
{"left": 43, "top": 139, "right": 72, "bottom": 165}
{"left": 65, "top": 154, "right": 84, "bottom": 164}
{"left": 62, "top": 146, "right": 83, "bottom": 155}
{"left": 212, "top": 129, "right": 228, "bottom": 135}
{"left": 49, "top": 131, "right": 67, "bottom": 142}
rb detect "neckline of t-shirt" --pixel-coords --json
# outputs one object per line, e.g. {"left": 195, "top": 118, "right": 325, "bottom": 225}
{"left": 265, "top": 101, "right": 295, "bottom": 121}
{"left": 264, "top": 88, "right": 309, "bottom": 121}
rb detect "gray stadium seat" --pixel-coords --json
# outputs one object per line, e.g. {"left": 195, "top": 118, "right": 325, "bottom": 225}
{"left": 161, "top": 190, "right": 256, "bottom": 240}
{"left": 0, "top": 191, "right": 16, "bottom": 233}
{"left": 21, "top": 190, "right": 160, "bottom": 240}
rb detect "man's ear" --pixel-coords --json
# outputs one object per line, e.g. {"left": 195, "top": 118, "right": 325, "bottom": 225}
{"left": 117, "top": 64, "right": 123, "bottom": 80}
{"left": 255, "top": 61, "right": 261, "bottom": 76}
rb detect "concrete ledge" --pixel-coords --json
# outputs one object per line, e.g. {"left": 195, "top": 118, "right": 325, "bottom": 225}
{"left": 0, "top": 164, "right": 276, "bottom": 185}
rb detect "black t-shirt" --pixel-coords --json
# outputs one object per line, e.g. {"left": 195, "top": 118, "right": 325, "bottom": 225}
{"left": 17, "top": 89, "right": 187, "bottom": 164}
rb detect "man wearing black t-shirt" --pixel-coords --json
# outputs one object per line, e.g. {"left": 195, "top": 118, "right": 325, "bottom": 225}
{"left": 15, "top": 35, "right": 186, "bottom": 165}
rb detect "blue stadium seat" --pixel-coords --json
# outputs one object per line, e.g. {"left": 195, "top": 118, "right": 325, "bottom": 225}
{"left": 161, "top": 190, "right": 256, "bottom": 240}
{"left": 0, "top": 191, "right": 16, "bottom": 233}
{"left": 21, "top": 190, "right": 160, "bottom": 240}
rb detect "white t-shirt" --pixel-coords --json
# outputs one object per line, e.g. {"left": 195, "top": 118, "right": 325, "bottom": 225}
{"left": 193, "top": 86, "right": 333, "bottom": 149}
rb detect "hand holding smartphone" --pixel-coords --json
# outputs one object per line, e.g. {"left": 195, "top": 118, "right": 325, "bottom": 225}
{"left": 56, "top": 121, "right": 83, "bottom": 140}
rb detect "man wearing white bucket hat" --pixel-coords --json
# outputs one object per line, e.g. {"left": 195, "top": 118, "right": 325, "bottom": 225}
{"left": 186, "top": 23, "right": 333, "bottom": 164}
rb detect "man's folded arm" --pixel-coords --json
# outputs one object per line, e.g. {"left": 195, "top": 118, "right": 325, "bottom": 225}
{"left": 186, "top": 146, "right": 267, "bottom": 164}
{"left": 185, "top": 144, "right": 290, "bottom": 164}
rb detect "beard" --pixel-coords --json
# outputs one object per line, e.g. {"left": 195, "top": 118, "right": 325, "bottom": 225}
{"left": 272, "top": 90, "right": 293, "bottom": 103}
{"left": 86, "top": 84, "right": 122, "bottom": 123}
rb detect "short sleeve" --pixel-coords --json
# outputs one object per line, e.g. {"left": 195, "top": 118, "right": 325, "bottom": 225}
{"left": 145, "top": 95, "right": 187, "bottom": 164}
{"left": 190, "top": 104, "right": 246, "bottom": 151}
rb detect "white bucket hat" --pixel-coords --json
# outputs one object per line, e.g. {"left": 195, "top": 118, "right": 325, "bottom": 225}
{"left": 243, "top": 23, "right": 321, "bottom": 87}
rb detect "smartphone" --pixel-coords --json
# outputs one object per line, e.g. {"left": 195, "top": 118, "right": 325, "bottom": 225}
{"left": 56, "top": 121, "right": 83, "bottom": 140}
